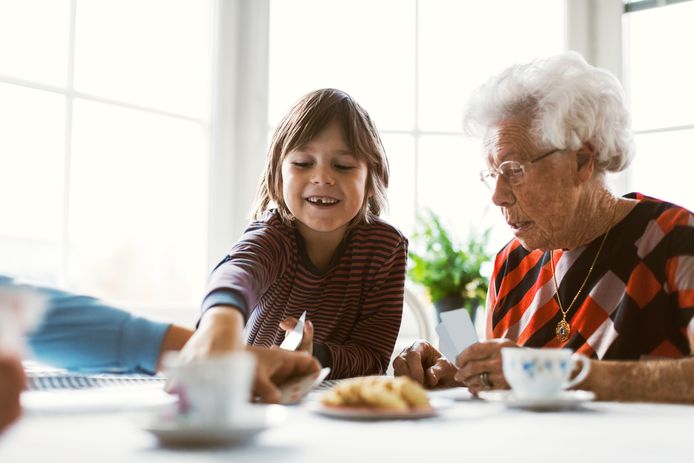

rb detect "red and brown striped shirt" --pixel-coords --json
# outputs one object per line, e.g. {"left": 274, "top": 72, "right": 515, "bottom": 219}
{"left": 202, "top": 210, "right": 408, "bottom": 378}
{"left": 486, "top": 193, "right": 694, "bottom": 359}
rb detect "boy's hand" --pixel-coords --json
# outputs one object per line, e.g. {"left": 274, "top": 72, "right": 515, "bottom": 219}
{"left": 279, "top": 316, "right": 314, "bottom": 355}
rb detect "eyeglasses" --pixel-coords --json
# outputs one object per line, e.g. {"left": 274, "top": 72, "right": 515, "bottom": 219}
{"left": 479, "top": 149, "right": 563, "bottom": 190}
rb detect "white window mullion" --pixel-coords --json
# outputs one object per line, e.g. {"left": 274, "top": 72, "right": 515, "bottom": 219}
{"left": 207, "top": 0, "right": 270, "bottom": 270}
{"left": 59, "top": 0, "right": 78, "bottom": 287}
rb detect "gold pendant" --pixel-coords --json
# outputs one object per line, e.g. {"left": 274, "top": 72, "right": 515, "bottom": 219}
{"left": 556, "top": 319, "right": 571, "bottom": 342}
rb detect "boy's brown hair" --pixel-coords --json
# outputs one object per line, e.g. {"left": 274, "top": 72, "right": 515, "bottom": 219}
{"left": 253, "top": 88, "right": 389, "bottom": 227}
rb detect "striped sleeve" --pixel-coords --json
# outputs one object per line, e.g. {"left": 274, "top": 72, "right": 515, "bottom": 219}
{"left": 201, "top": 221, "right": 288, "bottom": 321}
{"left": 319, "top": 235, "right": 408, "bottom": 378}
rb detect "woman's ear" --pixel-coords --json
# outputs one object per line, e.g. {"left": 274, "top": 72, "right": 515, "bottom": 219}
{"left": 575, "top": 142, "right": 595, "bottom": 183}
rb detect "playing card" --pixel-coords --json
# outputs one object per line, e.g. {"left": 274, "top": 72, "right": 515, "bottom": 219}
{"left": 279, "top": 310, "right": 307, "bottom": 351}
{"left": 278, "top": 367, "right": 331, "bottom": 404}
{"left": 436, "top": 308, "right": 478, "bottom": 362}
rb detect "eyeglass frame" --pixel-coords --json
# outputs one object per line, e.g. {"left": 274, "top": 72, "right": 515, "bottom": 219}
{"left": 479, "top": 148, "right": 564, "bottom": 190}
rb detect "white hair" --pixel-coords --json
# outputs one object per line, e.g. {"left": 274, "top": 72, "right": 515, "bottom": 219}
{"left": 462, "top": 51, "right": 635, "bottom": 173}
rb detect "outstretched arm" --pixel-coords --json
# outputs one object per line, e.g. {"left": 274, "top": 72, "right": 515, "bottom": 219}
{"left": 581, "top": 357, "right": 694, "bottom": 403}
{"left": 24, "top": 284, "right": 183, "bottom": 375}
{"left": 579, "top": 320, "right": 694, "bottom": 403}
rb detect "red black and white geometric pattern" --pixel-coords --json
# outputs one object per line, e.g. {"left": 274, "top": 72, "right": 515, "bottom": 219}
{"left": 486, "top": 193, "right": 694, "bottom": 360}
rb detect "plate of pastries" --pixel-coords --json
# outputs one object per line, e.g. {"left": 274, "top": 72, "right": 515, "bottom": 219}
{"left": 310, "top": 376, "right": 447, "bottom": 420}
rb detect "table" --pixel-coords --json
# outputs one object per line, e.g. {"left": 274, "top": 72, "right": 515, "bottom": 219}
{"left": 1, "top": 387, "right": 692, "bottom": 463}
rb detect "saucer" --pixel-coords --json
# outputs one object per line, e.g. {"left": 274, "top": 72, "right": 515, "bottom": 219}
{"left": 143, "top": 406, "right": 273, "bottom": 447}
{"left": 478, "top": 389, "right": 595, "bottom": 411}
{"left": 144, "top": 419, "right": 267, "bottom": 447}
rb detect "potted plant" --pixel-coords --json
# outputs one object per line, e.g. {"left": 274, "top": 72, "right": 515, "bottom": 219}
{"left": 407, "top": 209, "right": 490, "bottom": 322}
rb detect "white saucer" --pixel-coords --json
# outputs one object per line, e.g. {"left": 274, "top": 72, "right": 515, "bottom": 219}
{"left": 143, "top": 405, "right": 276, "bottom": 447}
{"left": 478, "top": 389, "right": 595, "bottom": 411}
{"left": 144, "top": 419, "right": 267, "bottom": 447}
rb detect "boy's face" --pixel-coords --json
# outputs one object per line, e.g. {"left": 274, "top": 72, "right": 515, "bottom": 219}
{"left": 281, "top": 121, "right": 368, "bottom": 241}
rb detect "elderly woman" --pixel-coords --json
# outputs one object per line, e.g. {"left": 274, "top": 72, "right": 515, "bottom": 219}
{"left": 394, "top": 52, "right": 694, "bottom": 403}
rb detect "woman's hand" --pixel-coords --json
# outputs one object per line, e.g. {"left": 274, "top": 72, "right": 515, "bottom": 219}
{"left": 392, "top": 340, "right": 461, "bottom": 389}
{"left": 454, "top": 339, "right": 517, "bottom": 395}
{"left": 278, "top": 316, "right": 314, "bottom": 355}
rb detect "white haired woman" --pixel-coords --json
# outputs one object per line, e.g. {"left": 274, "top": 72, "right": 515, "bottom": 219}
{"left": 393, "top": 52, "right": 694, "bottom": 403}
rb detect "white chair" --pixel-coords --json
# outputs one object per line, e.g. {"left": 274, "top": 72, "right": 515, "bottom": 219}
{"left": 387, "top": 285, "right": 436, "bottom": 375}
{"left": 403, "top": 285, "right": 434, "bottom": 341}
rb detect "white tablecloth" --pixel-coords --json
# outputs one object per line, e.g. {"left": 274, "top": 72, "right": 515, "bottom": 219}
{"left": 1, "top": 387, "right": 692, "bottom": 463}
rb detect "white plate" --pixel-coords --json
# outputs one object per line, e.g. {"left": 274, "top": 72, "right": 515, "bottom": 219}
{"left": 307, "top": 397, "right": 452, "bottom": 420}
{"left": 478, "top": 389, "right": 596, "bottom": 411}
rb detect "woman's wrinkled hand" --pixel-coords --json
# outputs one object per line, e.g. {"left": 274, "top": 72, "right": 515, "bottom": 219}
{"left": 454, "top": 339, "right": 517, "bottom": 396}
{"left": 392, "top": 340, "right": 461, "bottom": 389}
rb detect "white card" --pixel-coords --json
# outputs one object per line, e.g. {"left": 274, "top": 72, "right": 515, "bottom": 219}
{"left": 436, "top": 308, "right": 478, "bottom": 362}
{"left": 278, "top": 367, "right": 331, "bottom": 404}
{"left": 279, "top": 311, "right": 307, "bottom": 351}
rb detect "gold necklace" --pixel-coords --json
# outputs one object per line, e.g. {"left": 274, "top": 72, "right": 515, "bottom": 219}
{"left": 550, "top": 206, "right": 617, "bottom": 342}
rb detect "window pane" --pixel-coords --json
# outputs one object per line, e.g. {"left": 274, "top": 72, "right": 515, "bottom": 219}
{"left": 68, "top": 100, "right": 208, "bottom": 309}
{"left": 418, "top": 0, "right": 565, "bottom": 132}
{"left": 0, "top": 83, "right": 65, "bottom": 281}
{"left": 73, "top": 0, "right": 212, "bottom": 117}
{"left": 381, "top": 134, "right": 416, "bottom": 236}
{"left": 268, "top": 0, "right": 416, "bottom": 131}
{"left": 627, "top": 129, "right": 694, "bottom": 211}
{"left": 0, "top": 0, "right": 70, "bottom": 86}
{"left": 624, "top": 2, "right": 694, "bottom": 130}
{"left": 416, "top": 135, "right": 511, "bottom": 252}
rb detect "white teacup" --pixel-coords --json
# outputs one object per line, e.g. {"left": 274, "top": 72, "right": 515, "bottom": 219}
{"left": 501, "top": 347, "right": 590, "bottom": 399}
{"left": 164, "top": 351, "right": 256, "bottom": 426}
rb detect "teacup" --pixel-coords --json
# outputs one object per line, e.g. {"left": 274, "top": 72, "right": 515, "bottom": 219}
{"left": 164, "top": 351, "right": 256, "bottom": 426}
{"left": 501, "top": 347, "right": 590, "bottom": 399}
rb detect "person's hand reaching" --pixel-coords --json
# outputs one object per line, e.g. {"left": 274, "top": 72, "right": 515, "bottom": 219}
{"left": 248, "top": 347, "right": 320, "bottom": 403}
{"left": 177, "top": 307, "right": 245, "bottom": 365}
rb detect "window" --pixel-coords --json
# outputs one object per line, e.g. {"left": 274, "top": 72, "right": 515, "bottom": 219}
{"left": 622, "top": 0, "right": 694, "bottom": 210}
{"left": 0, "top": 0, "right": 213, "bottom": 318}
{"left": 268, "top": 0, "right": 566, "bottom": 253}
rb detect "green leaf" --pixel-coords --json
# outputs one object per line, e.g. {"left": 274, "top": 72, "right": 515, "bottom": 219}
{"left": 407, "top": 208, "right": 491, "bottom": 307}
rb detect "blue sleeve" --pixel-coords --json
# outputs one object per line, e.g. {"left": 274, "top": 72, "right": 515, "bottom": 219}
{"left": 1, "top": 276, "right": 170, "bottom": 375}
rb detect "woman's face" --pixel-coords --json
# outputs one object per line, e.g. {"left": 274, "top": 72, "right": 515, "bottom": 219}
{"left": 485, "top": 116, "right": 581, "bottom": 251}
